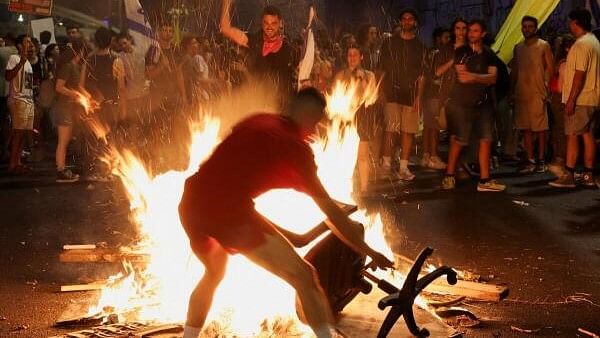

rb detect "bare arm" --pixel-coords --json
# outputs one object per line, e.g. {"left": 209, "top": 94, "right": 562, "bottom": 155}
{"left": 435, "top": 58, "right": 453, "bottom": 77}
{"left": 457, "top": 65, "right": 497, "bottom": 85}
{"left": 543, "top": 43, "right": 554, "bottom": 86}
{"left": 114, "top": 58, "right": 128, "bottom": 119}
{"left": 565, "top": 70, "right": 586, "bottom": 115}
{"left": 55, "top": 78, "right": 80, "bottom": 99}
{"left": 220, "top": 0, "right": 249, "bottom": 47}
{"left": 5, "top": 56, "right": 26, "bottom": 81}
{"left": 313, "top": 195, "right": 393, "bottom": 269}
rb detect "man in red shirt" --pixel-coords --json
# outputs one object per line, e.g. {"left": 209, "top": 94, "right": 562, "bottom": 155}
{"left": 179, "top": 88, "right": 393, "bottom": 338}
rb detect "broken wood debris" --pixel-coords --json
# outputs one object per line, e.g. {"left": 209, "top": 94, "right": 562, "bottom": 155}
{"left": 60, "top": 282, "right": 108, "bottom": 292}
{"left": 579, "top": 328, "right": 600, "bottom": 338}
{"left": 394, "top": 254, "right": 509, "bottom": 302}
{"left": 59, "top": 246, "right": 149, "bottom": 263}
{"left": 49, "top": 322, "right": 182, "bottom": 338}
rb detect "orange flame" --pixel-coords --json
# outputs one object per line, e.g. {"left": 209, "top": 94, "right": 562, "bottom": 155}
{"left": 81, "top": 77, "right": 442, "bottom": 334}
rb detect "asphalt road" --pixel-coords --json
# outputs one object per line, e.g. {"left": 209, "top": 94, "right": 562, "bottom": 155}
{"left": 1, "top": 153, "right": 599, "bottom": 337}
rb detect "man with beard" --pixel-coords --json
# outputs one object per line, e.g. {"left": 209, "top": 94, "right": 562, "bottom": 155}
{"left": 378, "top": 8, "right": 426, "bottom": 181}
{"left": 220, "top": 0, "right": 298, "bottom": 99}
{"left": 511, "top": 15, "right": 554, "bottom": 174}
{"left": 441, "top": 19, "right": 506, "bottom": 192}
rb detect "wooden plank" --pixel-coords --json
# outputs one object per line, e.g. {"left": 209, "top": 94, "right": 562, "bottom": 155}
{"left": 63, "top": 244, "right": 97, "bottom": 250}
{"left": 59, "top": 248, "right": 149, "bottom": 263}
{"left": 60, "top": 282, "right": 107, "bottom": 292}
{"left": 424, "top": 279, "right": 509, "bottom": 302}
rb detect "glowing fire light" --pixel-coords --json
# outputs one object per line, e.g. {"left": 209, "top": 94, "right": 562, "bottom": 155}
{"left": 78, "top": 77, "right": 435, "bottom": 335}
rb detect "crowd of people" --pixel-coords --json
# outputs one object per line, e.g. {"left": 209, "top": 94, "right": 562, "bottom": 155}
{"left": 0, "top": 5, "right": 599, "bottom": 194}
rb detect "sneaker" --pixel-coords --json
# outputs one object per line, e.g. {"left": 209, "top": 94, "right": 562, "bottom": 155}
{"left": 549, "top": 174, "right": 576, "bottom": 188}
{"left": 420, "top": 153, "right": 431, "bottom": 167}
{"left": 441, "top": 175, "right": 456, "bottom": 190}
{"left": 547, "top": 162, "right": 567, "bottom": 177}
{"left": 427, "top": 156, "right": 447, "bottom": 170}
{"left": 535, "top": 161, "right": 547, "bottom": 173}
{"left": 518, "top": 161, "right": 536, "bottom": 174}
{"left": 56, "top": 169, "right": 80, "bottom": 183}
{"left": 397, "top": 167, "right": 415, "bottom": 181}
{"left": 477, "top": 179, "right": 506, "bottom": 192}
{"left": 456, "top": 167, "right": 470, "bottom": 180}
{"left": 596, "top": 177, "right": 600, "bottom": 189}
{"left": 574, "top": 172, "right": 583, "bottom": 183}
{"left": 581, "top": 172, "right": 596, "bottom": 187}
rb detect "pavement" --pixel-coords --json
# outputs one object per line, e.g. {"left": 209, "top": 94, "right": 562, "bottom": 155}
{"left": 1, "top": 149, "right": 600, "bottom": 337}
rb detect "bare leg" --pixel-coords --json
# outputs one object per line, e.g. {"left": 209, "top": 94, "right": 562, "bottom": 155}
{"left": 381, "top": 131, "right": 395, "bottom": 160}
{"left": 479, "top": 139, "right": 492, "bottom": 180}
{"left": 523, "top": 129, "right": 533, "bottom": 160}
{"left": 565, "top": 135, "right": 579, "bottom": 169}
{"left": 357, "top": 141, "right": 370, "bottom": 192}
{"left": 446, "top": 137, "right": 463, "bottom": 175}
{"left": 244, "top": 229, "right": 335, "bottom": 337}
{"left": 582, "top": 132, "right": 596, "bottom": 169}
{"left": 537, "top": 131, "right": 546, "bottom": 162}
{"left": 422, "top": 128, "right": 431, "bottom": 158}
{"left": 56, "top": 125, "right": 72, "bottom": 171}
{"left": 430, "top": 128, "right": 440, "bottom": 158}
{"left": 400, "top": 132, "right": 413, "bottom": 161}
{"left": 186, "top": 241, "right": 228, "bottom": 329}
{"left": 9, "top": 129, "right": 25, "bottom": 170}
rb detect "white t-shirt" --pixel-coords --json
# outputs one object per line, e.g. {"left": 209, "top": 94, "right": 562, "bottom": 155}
{"left": 6, "top": 54, "right": 34, "bottom": 104}
{"left": 562, "top": 32, "right": 600, "bottom": 107}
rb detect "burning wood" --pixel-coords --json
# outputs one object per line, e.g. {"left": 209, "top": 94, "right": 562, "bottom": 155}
{"left": 59, "top": 246, "right": 149, "bottom": 263}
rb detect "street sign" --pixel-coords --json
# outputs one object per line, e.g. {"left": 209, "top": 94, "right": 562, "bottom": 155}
{"left": 8, "top": 0, "right": 53, "bottom": 16}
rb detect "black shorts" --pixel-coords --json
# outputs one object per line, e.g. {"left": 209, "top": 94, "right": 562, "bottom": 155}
{"left": 446, "top": 99, "right": 494, "bottom": 145}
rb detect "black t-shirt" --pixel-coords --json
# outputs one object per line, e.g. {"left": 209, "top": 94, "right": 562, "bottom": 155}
{"left": 246, "top": 31, "right": 298, "bottom": 96}
{"left": 449, "top": 45, "right": 496, "bottom": 107}
{"left": 86, "top": 53, "right": 118, "bottom": 102}
{"left": 379, "top": 35, "right": 425, "bottom": 105}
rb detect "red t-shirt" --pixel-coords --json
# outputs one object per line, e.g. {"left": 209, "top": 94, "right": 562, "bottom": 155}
{"left": 179, "top": 114, "right": 329, "bottom": 251}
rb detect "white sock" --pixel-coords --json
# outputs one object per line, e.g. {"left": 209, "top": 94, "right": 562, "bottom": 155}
{"left": 400, "top": 159, "right": 409, "bottom": 170}
{"left": 313, "top": 324, "right": 335, "bottom": 338}
{"left": 382, "top": 156, "right": 391, "bottom": 167}
{"left": 182, "top": 325, "right": 202, "bottom": 338}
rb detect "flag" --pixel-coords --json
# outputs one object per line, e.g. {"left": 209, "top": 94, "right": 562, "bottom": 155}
{"left": 298, "top": 6, "right": 316, "bottom": 90}
{"left": 124, "top": 0, "right": 158, "bottom": 55}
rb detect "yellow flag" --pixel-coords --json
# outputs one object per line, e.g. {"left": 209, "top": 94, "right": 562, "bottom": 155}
{"left": 492, "top": 0, "right": 560, "bottom": 64}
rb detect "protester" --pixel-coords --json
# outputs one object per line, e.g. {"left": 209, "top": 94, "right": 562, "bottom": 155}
{"left": 550, "top": 9, "right": 600, "bottom": 188}
{"left": 441, "top": 19, "right": 505, "bottom": 192}
{"left": 178, "top": 87, "right": 393, "bottom": 338}
{"left": 0, "top": 33, "right": 18, "bottom": 163}
{"left": 334, "top": 45, "right": 379, "bottom": 197}
{"left": 421, "top": 27, "right": 451, "bottom": 170}
{"left": 512, "top": 15, "right": 554, "bottom": 174}
{"left": 379, "top": 8, "right": 426, "bottom": 181}
{"left": 220, "top": 0, "right": 299, "bottom": 101}
{"left": 5, "top": 35, "right": 35, "bottom": 174}
{"left": 53, "top": 39, "right": 88, "bottom": 183}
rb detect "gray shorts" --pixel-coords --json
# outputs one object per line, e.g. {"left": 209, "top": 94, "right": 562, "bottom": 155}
{"left": 384, "top": 102, "right": 418, "bottom": 134}
{"left": 565, "top": 105, "right": 598, "bottom": 136}
{"left": 446, "top": 99, "right": 494, "bottom": 145}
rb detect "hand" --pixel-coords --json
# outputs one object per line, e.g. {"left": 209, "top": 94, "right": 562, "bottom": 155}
{"left": 565, "top": 100, "right": 575, "bottom": 116}
{"left": 457, "top": 68, "right": 475, "bottom": 84}
{"left": 368, "top": 250, "right": 394, "bottom": 271}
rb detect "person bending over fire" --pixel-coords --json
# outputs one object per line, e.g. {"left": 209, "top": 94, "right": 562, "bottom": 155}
{"left": 179, "top": 87, "right": 393, "bottom": 338}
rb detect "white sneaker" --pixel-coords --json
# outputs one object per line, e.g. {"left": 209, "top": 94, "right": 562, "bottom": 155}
{"left": 397, "top": 167, "right": 415, "bottom": 181}
{"left": 427, "top": 156, "right": 447, "bottom": 170}
{"left": 420, "top": 153, "right": 430, "bottom": 167}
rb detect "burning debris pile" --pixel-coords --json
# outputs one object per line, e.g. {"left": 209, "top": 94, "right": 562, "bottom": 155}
{"left": 55, "top": 80, "right": 508, "bottom": 337}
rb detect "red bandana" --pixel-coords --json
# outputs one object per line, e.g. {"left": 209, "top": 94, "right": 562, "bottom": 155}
{"left": 262, "top": 35, "right": 283, "bottom": 56}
